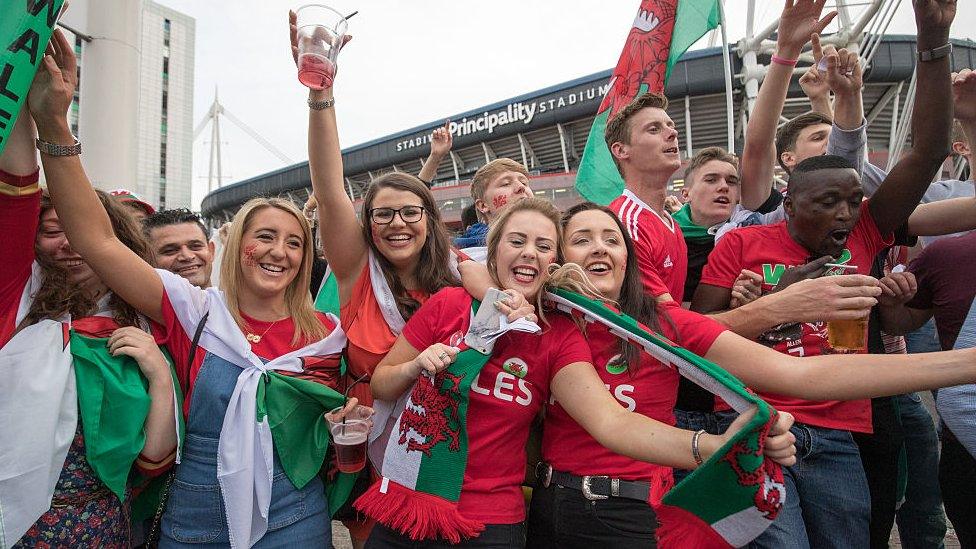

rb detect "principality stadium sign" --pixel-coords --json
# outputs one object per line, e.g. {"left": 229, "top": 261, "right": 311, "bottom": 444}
{"left": 394, "top": 81, "right": 612, "bottom": 153}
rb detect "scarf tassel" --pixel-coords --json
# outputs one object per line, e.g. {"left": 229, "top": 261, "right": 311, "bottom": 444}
{"left": 355, "top": 479, "right": 485, "bottom": 543}
{"left": 653, "top": 502, "right": 733, "bottom": 549}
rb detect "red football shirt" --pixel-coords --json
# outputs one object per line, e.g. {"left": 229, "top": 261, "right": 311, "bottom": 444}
{"left": 0, "top": 169, "right": 41, "bottom": 348}
{"left": 611, "top": 189, "right": 688, "bottom": 302}
{"left": 402, "top": 287, "right": 591, "bottom": 524}
{"left": 699, "top": 201, "right": 892, "bottom": 433}
{"left": 542, "top": 303, "right": 726, "bottom": 482}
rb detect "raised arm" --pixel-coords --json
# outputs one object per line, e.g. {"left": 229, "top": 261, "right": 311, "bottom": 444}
{"left": 824, "top": 47, "right": 863, "bottom": 132}
{"left": 798, "top": 34, "right": 832, "bottom": 116}
{"left": 292, "top": 12, "right": 368, "bottom": 298}
{"left": 867, "top": 0, "right": 955, "bottom": 236}
{"left": 906, "top": 191, "right": 976, "bottom": 236}
{"left": 29, "top": 30, "right": 164, "bottom": 322}
{"left": 739, "top": 0, "right": 837, "bottom": 210}
{"left": 417, "top": 121, "right": 452, "bottom": 186}
{"left": 551, "top": 362, "right": 797, "bottom": 468}
{"left": 0, "top": 104, "right": 39, "bottom": 176}
{"left": 704, "top": 329, "right": 976, "bottom": 401}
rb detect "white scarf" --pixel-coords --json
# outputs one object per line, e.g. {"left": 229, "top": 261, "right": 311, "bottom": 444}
{"left": 0, "top": 264, "right": 74, "bottom": 549}
{"left": 158, "top": 270, "right": 347, "bottom": 548}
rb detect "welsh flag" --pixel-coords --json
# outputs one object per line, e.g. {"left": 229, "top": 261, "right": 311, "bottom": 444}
{"left": 576, "top": 0, "right": 722, "bottom": 205}
{"left": 546, "top": 289, "right": 785, "bottom": 548}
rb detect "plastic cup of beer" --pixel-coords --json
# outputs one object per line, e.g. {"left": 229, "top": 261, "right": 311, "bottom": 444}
{"left": 326, "top": 405, "right": 372, "bottom": 473}
{"left": 295, "top": 5, "right": 348, "bottom": 90}
{"left": 824, "top": 264, "right": 868, "bottom": 352}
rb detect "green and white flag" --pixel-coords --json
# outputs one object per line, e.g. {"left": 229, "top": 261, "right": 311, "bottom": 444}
{"left": 546, "top": 289, "right": 785, "bottom": 548}
{"left": 0, "top": 0, "right": 66, "bottom": 156}
{"left": 576, "top": 0, "right": 721, "bottom": 205}
{"left": 355, "top": 346, "right": 492, "bottom": 543}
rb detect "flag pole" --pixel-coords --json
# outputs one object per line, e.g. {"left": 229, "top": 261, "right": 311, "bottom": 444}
{"left": 718, "top": 0, "right": 735, "bottom": 152}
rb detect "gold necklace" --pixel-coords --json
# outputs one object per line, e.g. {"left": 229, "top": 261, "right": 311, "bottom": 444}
{"left": 245, "top": 319, "right": 281, "bottom": 344}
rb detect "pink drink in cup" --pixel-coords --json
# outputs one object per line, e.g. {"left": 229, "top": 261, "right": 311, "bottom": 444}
{"left": 298, "top": 53, "right": 336, "bottom": 90}
{"left": 295, "top": 5, "right": 348, "bottom": 90}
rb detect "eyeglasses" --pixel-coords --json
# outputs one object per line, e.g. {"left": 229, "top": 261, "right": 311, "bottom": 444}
{"left": 368, "top": 206, "right": 426, "bottom": 225}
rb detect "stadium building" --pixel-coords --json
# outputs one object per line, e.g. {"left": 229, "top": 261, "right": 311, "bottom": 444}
{"left": 201, "top": 36, "right": 976, "bottom": 228}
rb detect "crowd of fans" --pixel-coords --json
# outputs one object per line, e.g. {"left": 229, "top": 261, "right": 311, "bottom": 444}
{"left": 1, "top": 0, "right": 973, "bottom": 548}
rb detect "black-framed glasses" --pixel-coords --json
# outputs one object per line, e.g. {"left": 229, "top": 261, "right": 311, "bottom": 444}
{"left": 368, "top": 206, "right": 426, "bottom": 225}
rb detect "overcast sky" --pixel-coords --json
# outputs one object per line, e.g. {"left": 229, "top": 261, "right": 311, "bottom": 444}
{"left": 150, "top": 0, "right": 975, "bottom": 209}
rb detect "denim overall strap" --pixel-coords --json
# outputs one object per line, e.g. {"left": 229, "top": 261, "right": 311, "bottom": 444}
{"left": 159, "top": 353, "right": 329, "bottom": 547}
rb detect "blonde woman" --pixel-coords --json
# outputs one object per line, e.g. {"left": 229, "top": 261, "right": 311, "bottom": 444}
{"left": 31, "top": 30, "right": 359, "bottom": 548}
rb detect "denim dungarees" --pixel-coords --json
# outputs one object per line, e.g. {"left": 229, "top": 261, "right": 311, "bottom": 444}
{"left": 159, "top": 352, "right": 331, "bottom": 547}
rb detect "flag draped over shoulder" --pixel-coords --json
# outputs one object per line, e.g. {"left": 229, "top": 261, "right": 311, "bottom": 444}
{"left": 576, "top": 0, "right": 721, "bottom": 205}
{"left": 546, "top": 289, "right": 785, "bottom": 549}
{"left": 256, "top": 370, "right": 358, "bottom": 516}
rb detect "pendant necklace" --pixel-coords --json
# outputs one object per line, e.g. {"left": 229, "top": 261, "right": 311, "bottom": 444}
{"left": 245, "top": 319, "right": 280, "bottom": 344}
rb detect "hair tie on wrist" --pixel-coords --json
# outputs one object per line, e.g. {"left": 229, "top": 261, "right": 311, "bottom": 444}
{"left": 771, "top": 55, "right": 799, "bottom": 67}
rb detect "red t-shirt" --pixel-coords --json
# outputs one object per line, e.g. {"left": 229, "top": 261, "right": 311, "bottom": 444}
{"left": 157, "top": 281, "right": 340, "bottom": 417}
{"left": 542, "top": 303, "right": 726, "bottom": 481}
{"left": 401, "top": 287, "right": 591, "bottom": 524}
{"left": 0, "top": 168, "right": 41, "bottom": 348}
{"left": 907, "top": 230, "right": 976, "bottom": 351}
{"left": 699, "top": 201, "right": 892, "bottom": 433}
{"left": 611, "top": 189, "right": 688, "bottom": 303}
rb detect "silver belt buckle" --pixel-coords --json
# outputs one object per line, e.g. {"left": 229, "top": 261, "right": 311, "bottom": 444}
{"left": 537, "top": 463, "right": 552, "bottom": 488}
{"left": 581, "top": 475, "right": 609, "bottom": 501}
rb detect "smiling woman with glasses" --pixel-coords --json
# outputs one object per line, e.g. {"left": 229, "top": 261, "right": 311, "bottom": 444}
{"left": 368, "top": 205, "right": 426, "bottom": 225}
{"left": 301, "top": 31, "right": 462, "bottom": 542}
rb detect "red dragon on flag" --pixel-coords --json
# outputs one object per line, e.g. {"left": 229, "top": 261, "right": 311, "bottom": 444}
{"left": 577, "top": 0, "right": 721, "bottom": 205}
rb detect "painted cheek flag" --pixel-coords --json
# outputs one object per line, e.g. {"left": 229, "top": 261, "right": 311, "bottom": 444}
{"left": 0, "top": 0, "right": 65, "bottom": 156}
{"left": 546, "top": 289, "right": 785, "bottom": 549}
{"left": 576, "top": 0, "right": 721, "bottom": 205}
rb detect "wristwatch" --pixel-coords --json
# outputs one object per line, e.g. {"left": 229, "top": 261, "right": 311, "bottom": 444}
{"left": 918, "top": 43, "right": 952, "bottom": 62}
{"left": 36, "top": 137, "right": 82, "bottom": 156}
{"left": 307, "top": 97, "right": 335, "bottom": 110}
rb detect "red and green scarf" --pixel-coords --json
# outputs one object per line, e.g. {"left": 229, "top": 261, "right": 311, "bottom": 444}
{"left": 546, "top": 289, "right": 785, "bottom": 548}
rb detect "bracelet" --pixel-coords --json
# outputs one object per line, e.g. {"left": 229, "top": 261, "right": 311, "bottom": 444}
{"left": 771, "top": 55, "right": 798, "bottom": 67}
{"left": 308, "top": 97, "right": 335, "bottom": 110}
{"left": 36, "top": 137, "right": 82, "bottom": 157}
{"left": 691, "top": 429, "right": 706, "bottom": 466}
{"left": 918, "top": 43, "right": 952, "bottom": 62}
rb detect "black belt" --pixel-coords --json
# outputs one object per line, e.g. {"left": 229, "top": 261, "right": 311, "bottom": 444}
{"left": 535, "top": 462, "right": 650, "bottom": 502}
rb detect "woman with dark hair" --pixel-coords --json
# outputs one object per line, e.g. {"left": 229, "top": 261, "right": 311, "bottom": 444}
{"left": 361, "top": 198, "right": 798, "bottom": 548}
{"left": 0, "top": 106, "right": 176, "bottom": 547}
{"left": 528, "top": 203, "right": 976, "bottom": 548}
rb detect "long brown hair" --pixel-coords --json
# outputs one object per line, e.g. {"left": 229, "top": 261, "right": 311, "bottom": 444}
{"left": 360, "top": 173, "right": 459, "bottom": 319}
{"left": 22, "top": 189, "right": 153, "bottom": 329}
{"left": 220, "top": 197, "right": 327, "bottom": 346}
{"left": 559, "top": 202, "right": 666, "bottom": 372}
{"left": 485, "top": 198, "right": 564, "bottom": 323}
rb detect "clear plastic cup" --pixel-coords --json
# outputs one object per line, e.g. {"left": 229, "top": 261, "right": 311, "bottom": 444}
{"left": 295, "top": 5, "right": 348, "bottom": 90}
{"left": 325, "top": 404, "right": 372, "bottom": 473}
{"left": 824, "top": 264, "right": 868, "bottom": 352}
